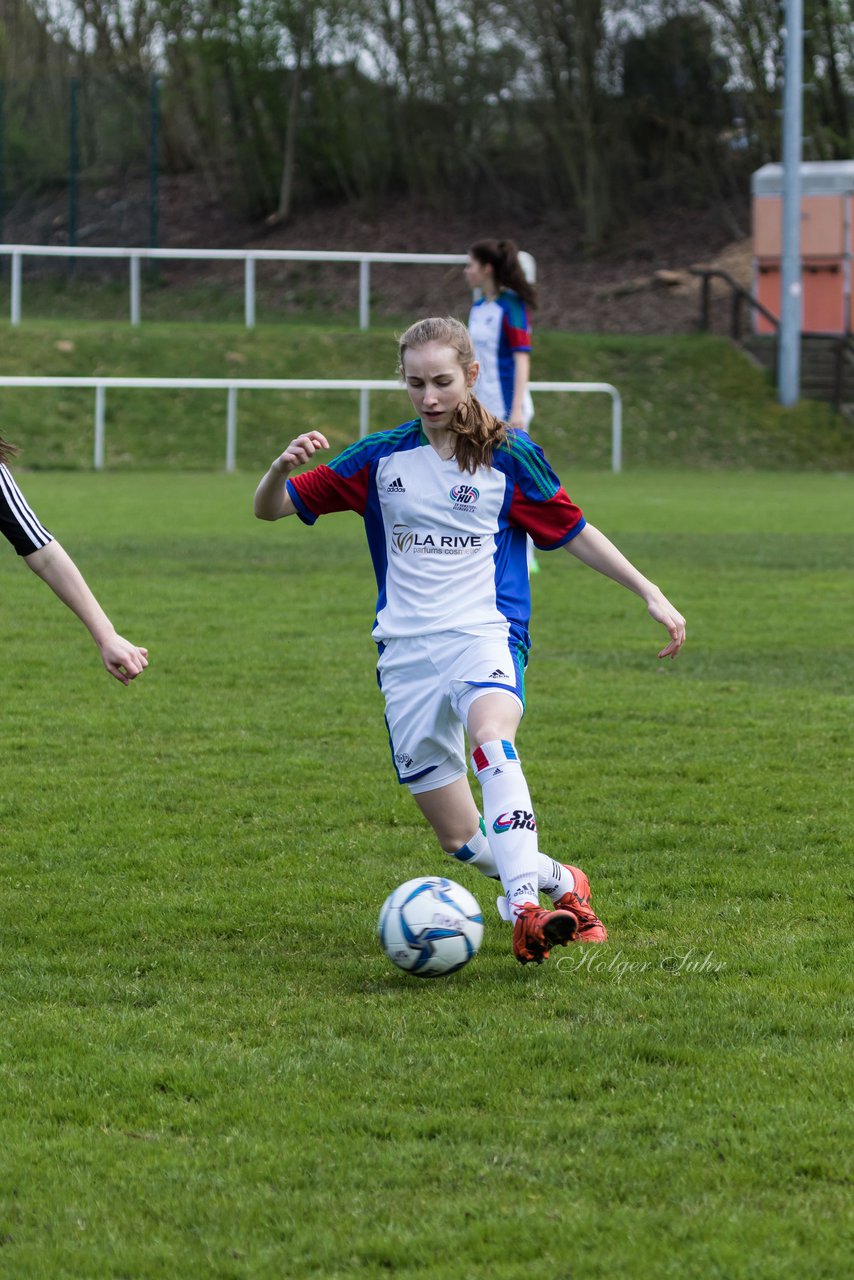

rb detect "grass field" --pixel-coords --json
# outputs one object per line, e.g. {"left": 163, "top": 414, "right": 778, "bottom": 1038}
{"left": 1, "top": 466, "right": 852, "bottom": 1278}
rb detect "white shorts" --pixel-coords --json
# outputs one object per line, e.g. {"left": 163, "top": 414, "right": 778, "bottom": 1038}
{"left": 376, "top": 630, "right": 528, "bottom": 794}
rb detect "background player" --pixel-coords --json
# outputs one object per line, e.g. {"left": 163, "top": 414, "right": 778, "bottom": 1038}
{"left": 254, "top": 318, "right": 685, "bottom": 965}
{"left": 465, "top": 237, "right": 540, "bottom": 572}
{"left": 464, "top": 238, "right": 536, "bottom": 431}
{"left": 1, "top": 433, "right": 148, "bottom": 685}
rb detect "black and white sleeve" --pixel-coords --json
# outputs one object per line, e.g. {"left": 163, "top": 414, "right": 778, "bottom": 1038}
{"left": 0, "top": 463, "right": 53, "bottom": 556}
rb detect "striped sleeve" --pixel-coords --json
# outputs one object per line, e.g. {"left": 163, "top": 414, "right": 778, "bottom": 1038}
{"left": 0, "top": 464, "right": 53, "bottom": 556}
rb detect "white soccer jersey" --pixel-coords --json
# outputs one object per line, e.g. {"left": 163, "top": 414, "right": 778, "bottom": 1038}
{"left": 468, "top": 290, "right": 534, "bottom": 425}
{"left": 286, "top": 420, "right": 585, "bottom": 646}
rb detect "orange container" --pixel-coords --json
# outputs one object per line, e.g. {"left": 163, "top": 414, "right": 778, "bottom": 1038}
{"left": 755, "top": 261, "right": 780, "bottom": 336}
{"left": 751, "top": 162, "right": 854, "bottom": 335}
{"left": 802, "top": 260, "right": 846, "bottom": 334}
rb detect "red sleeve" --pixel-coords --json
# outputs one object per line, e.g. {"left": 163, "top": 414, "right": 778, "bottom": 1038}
{"left": 508, "top": 485, "right": 585, "bottom": 551}
{"left": 501, "top": 300, "right": 532, "bottom": 353}
{"left": 287, "top": 464, "right": 370, "bottom": 521}
{"left": 504, "top": 323, "right": 531, "bottom": 353}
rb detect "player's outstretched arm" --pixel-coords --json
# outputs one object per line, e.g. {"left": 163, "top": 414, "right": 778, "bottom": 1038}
{"left": 24, "top": 541, "right": 149, "bottom": 684}
{"left": 254, "top": 431, "right": 330, "bottom": 521}
{"left": 566, "top": 523, "right": 686, "bottom": 659}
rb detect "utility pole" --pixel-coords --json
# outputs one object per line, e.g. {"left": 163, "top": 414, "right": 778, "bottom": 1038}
{"left": 778, "top": 0, "right": 803, "bottom": 406}
{"left": 150, "top": 76, "right": 160, "bottom": 250}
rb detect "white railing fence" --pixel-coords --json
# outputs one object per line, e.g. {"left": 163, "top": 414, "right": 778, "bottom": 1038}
{"left": 0, "top": 377, "right": 623, "bottom": 472}
{"left": 1, "top": 245, "right": 474, "bottom": 331}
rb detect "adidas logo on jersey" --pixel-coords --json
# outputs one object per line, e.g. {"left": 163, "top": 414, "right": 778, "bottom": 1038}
{"left": 386, "top": 477, "right": 405, "bottom": 492}
{"left": 489, "top": 668, "right": 509, "bottom": 679}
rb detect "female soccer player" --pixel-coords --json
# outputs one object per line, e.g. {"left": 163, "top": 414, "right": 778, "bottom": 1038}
{"left": 465, "top": 238, "right": 541, "bottom": 573}
{"left": 464, "top": 238, "right": 536, "bottom": 432}
{"left": 254, "top": 318, "right": 685, "bottom": 965}
{"left": 0, "top": 434, "right": 148, "bottom": 685}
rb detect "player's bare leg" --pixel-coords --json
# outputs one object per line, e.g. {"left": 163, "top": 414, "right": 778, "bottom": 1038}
{"left": 413, "top": 777, "right": 483, "bottom": 854}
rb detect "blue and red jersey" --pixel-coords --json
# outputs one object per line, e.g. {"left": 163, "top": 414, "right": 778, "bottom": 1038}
{"left": 468, "top": 289, "right": 532, "bottom": 421}
{"left": 287, "top": 420, "right": 584, "bottom": 646}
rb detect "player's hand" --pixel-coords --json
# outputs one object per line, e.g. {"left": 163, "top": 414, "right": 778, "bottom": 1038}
{"left": 272, "top": 431, "right": 330, "bottom": 473}
{"left": 645, "top": 590, "right": 686, "bottom": 659}
{"left": 99, "top": 635, "right": 149, "bottom": 685}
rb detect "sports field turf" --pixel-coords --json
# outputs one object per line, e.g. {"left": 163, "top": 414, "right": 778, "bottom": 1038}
{"left": 1, "top": 466, "right": 851, "bottom": 1278}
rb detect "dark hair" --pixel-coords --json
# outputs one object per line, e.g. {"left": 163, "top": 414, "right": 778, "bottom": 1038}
{"left": 0, "top": 434, "right": 19, "bottom": 465}
{"left": 398, "top": 316, "right": 507, "bottom": 474}
{"left": 469, "top": 238, "right": 537, "bottom": 308}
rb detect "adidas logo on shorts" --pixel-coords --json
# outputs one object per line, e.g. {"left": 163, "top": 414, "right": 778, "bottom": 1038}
{"left": 489, "top": 668, "right": 509, "bottom": 679}
{"left": 386, "top": 477, "right": 405, "bottom": 492}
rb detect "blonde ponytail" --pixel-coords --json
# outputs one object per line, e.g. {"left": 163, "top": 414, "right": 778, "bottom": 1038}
{"left": 447, "top": 395, "right": 506, "bottom": 474}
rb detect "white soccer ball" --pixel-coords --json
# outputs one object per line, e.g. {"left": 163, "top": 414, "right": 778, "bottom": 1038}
{"left": 378, "top": 876, "right": 483, "bottom": 978}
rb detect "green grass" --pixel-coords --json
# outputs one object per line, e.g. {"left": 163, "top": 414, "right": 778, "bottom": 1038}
{"left": 1, "top": 469, "right": 852, "bottom": 1278}
{"left": 1, "top": 319, "right": 851, "bottom": 472}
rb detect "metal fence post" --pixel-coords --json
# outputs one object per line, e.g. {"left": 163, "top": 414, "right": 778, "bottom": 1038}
{"left": 69, "top": 77, "right": 79, "bottom": 258}
{"left": 11, "top": 250, "right": 21, "bottom": 324}
{"left": 610, "top": 388, "right": 623, "bottom": 474}
{"left": 130, "top": 255, "right": 141, "bottom": 325}
{"left": 226, "top": 386, "right": 238, "bottom": 472}
{"left": 700, "top": 273, "right": 711, "bottom": 331}
{"left": 245, "top": 257, "right": 256, "bottom": 329}
{"left": 94, "top": 385, "right": 106, "bottom": 469}
{"left": 149, "top": 75, "right": 160, "bottom": 250}
{"left": 359, "top": 259, "right": 370, "bottom": 330}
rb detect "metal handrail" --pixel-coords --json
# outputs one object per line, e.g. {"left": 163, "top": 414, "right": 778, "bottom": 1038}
{"left": 690, "top": 267, "right": 781, "bottom": 383}
{"left": 692, "top": 267, "right": 854, "bottom": 411}
{"left": 690, "top": 267, "right": 781, "bottom": 336}
{"left": 0, "top": 244, "right": 470, "bottom": 331}
{"left": 832, "top": 334, "right": 854, "bottom": 411}
{"left": 0, "top": 376, "right": 624, "bottom": 473}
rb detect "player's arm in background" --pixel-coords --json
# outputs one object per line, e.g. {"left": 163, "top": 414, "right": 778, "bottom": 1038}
{"left": 509, "top": 351, "right": 530, "bottom": 430}
{"left": 254, "top": 432, "right": 330, "bottom": 520}
{"left": 503, "top": 296, "right": 532, "bottom": 430}
{"left": 24, "top": 541, "right": 149, "bottom": 684}
{"left": 566, "top": 523, "right": 686, "bottom": 659}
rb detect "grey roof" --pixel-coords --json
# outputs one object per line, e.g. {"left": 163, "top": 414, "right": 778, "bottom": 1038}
{"left": 752, "top": 161, "right": 854, "bottom": 196}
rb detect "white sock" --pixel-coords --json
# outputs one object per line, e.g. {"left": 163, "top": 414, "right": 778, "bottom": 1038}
{"left": 451, "top": 826, "right": 577, "bottom": 902}
{"left": 471, "top": 739, "right": 540, "bottom": 919}
{"left": 540, "top": 857, "right": 575, "bottom": 900}
{"left": 450, "top": 819, "right": 498, "bottom": 877}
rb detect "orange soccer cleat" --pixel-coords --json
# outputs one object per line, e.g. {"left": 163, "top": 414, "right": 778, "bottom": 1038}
{"left": 554, "top": 865, "right": 608, "bottom": 943}
{"left": 512, "top": 903, "right": 578, "bottom": 965}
